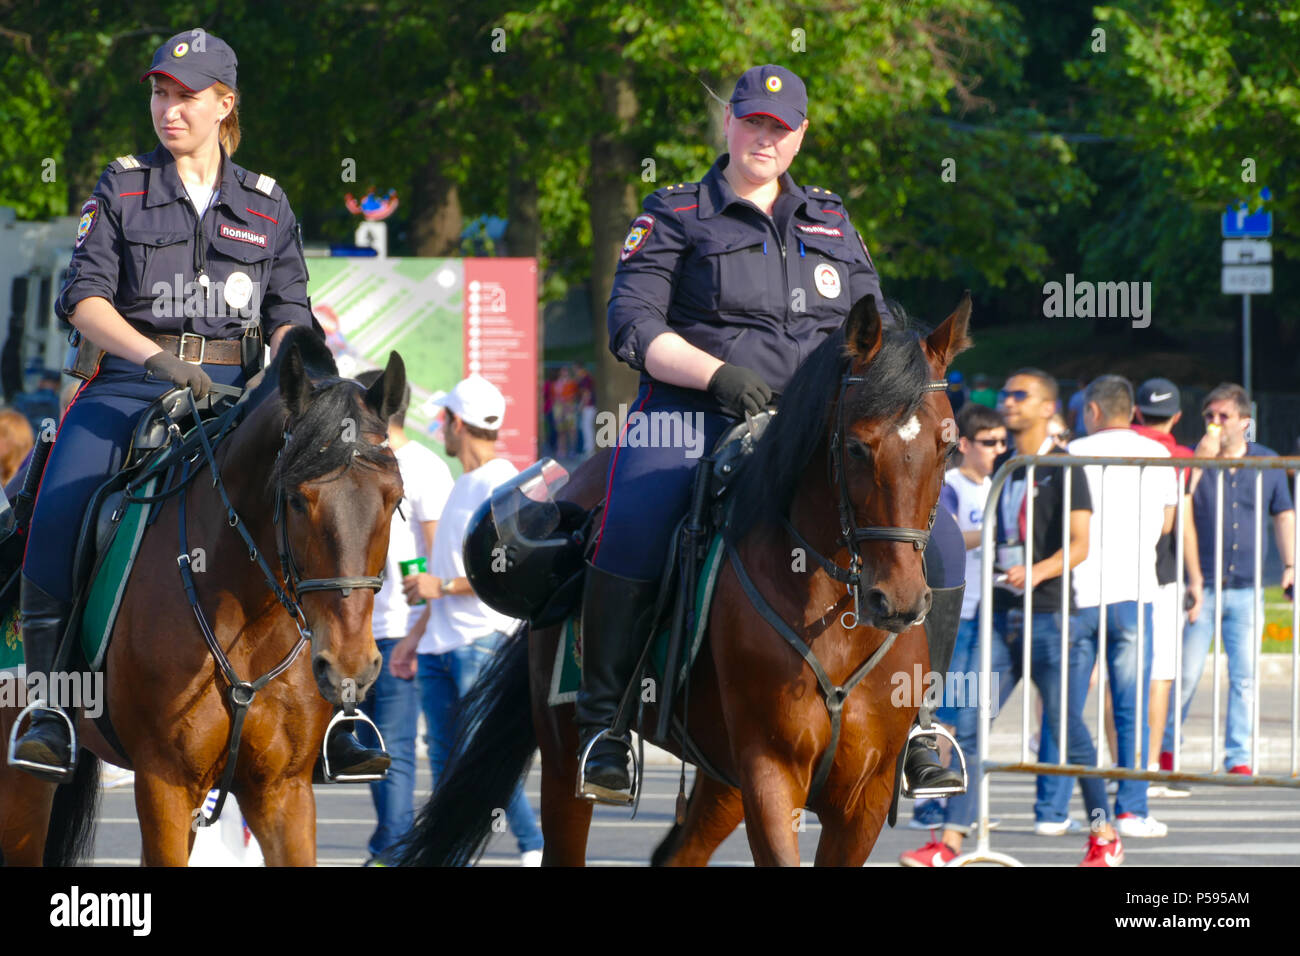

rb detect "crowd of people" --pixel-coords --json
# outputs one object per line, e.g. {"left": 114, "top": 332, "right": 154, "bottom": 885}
{"left": 902, "top": 371, "right": 1296, "bottom": 868}
{"left": 541, "top": 363, "right": 596, "bottom": 462}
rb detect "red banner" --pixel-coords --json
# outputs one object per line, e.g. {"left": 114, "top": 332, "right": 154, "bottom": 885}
{"left": 463, "top": 259, "right": 538, "bottom": 469}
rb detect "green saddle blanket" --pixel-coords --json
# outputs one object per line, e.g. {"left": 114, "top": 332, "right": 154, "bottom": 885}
{"left": 0, "top": 469, "right": 164, "bottom": 681}
{"left": 548, "top": 532, "right": 727, "bottom": 706}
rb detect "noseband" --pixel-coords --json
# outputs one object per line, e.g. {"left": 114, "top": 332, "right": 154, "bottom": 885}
{"left": 780, "top": 362, "right": 946, "bottom": 628}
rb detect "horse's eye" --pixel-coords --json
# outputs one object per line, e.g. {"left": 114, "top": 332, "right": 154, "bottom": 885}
{"left": 847, "top": 441, "right": 870, "bottom": 461}
{"left": 288, "top": 493, "right": 308, "bottom": 514}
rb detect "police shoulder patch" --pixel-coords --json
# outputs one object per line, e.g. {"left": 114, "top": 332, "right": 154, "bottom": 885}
{"left": 75, "top": 199, "right": 99, "bottom": 247}
{"left": 111, "top": 155, "right": 142, "bottom": 173}
{"left": 241, "top": 170, "right": 279, "bottom": 197}
{"left": 621, "top": 214, "right": 655, "bottom": 262}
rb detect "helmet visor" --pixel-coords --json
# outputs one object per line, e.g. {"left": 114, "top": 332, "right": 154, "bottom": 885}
{"left": 489, "top": 458, "right": 570, "bottom": 548}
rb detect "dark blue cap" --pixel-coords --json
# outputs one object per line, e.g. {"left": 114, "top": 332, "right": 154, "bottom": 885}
{"left": 142, "top": 30, "right": 238, "bottom": 92}
{"left": 730, "top": 65, "right": 807, "bottom": 130}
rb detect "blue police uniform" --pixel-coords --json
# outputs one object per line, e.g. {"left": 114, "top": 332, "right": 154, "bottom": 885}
{"left": 25, "top": 146, "right": 313, "bottom": 601}
{"left": 594, "top": 153, "right": 899, "bottom": 580}
{"left": 576, "top": 64, "right": 966, "bottom": 804}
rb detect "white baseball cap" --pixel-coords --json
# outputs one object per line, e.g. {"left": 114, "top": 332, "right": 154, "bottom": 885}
{"left": 428, "top": 374, "right": 506, "bottom": 431}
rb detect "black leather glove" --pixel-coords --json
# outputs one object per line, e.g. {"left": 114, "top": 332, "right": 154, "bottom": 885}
{"left": 144, "top": 349, "right": 212, "bottom": 399}
{"left": 707, "top": 363, "right": 773, "bottom": 418}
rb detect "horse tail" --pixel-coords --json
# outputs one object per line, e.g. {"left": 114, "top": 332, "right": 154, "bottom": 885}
{"left": 395, "top": 624, "right": 535, "bottom": 867}
{"left": 43, "top": 750, "right": 102, "bottom": 866}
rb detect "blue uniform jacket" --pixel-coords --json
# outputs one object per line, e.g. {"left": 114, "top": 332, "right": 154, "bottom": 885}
{"left": 608, "top": 154, "right": 893, "bottom": 404}
{"left": 57, "top": 145, "right": 314, "bottom": 341}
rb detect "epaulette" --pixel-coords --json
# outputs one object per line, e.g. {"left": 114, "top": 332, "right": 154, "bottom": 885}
{"left": 656, "top": 181, "right": 700, "bottom": 198}
{"left": 807, "top": 186, "right": 843, "bottom": 203}
{"left": 239, "top": 169, "right": 279, "bottom": 198}
{"left": 109, "top": 155, "right": 143, "bottom": 173}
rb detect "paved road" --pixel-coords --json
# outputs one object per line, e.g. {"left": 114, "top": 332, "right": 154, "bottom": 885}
{"left": 87, "top": 659, "right": 1300, "bottom": 865}
{"left": 89, "top": 762, "right": 1299, "bottom": 866}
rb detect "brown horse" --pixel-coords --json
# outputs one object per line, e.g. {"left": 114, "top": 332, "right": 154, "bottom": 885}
{"left": 398, "top": 293, "right": 971, "bottom": 866}
{"left": 0, "top": 328, "right": 405, "bottom": 865}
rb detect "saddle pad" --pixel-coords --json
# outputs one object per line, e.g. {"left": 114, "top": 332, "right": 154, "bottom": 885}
{"left": 548, "top": 531, "right": 727, "bottom": 706}
{"left": 79, "top": 474, "right": 160, "bottom": 670}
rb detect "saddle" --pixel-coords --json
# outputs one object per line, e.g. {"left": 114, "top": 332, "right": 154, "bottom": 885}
{"left": 550, "top": 411, "right": 774, "bottom": 786}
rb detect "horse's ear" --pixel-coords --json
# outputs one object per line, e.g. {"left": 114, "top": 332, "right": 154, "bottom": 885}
{"left": 278, "top": 342, "right": 314, "bottom": 418}
{"left": 364, "top": 351, "right": 407, "bottom": 423}
{"left": 845, "top": 294, "right": 884, "bottom": 366}
{"left": 925, "top": 290, "right": 974, "bottom": 371}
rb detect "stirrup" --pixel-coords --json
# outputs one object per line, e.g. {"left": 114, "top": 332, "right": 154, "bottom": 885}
{"left": 901, "top": 723, "right": 968, "bottom": 800}
{"left": 7, "top": 699, "right": 78, "bottom": 784}
{"left": 318, "top": 709, "right": 389, "bottom": 783}
{"left": 576, "top": 729, "right": 639, "bottom": 807}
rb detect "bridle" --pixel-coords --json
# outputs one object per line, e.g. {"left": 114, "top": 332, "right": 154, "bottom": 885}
{"left": 780, "top": 361, "right": 947, "bottom": 629}
{"left": 724, "top": 358, "right": 950, "bottom": 799}
{"left": 271, "top": 427, "right": 389, "bottom": 601}
{"left": 153, "top": 388, "right": 389, "bottom": 826}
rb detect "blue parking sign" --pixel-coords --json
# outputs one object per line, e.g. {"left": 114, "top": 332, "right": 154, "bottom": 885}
{"left": 1222, "top": 188, "right": 1273, "bottom": 237}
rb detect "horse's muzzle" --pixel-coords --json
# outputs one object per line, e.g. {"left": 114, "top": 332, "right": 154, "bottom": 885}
{"left": 311, "top": 648, "right": 383, "bottom": 705}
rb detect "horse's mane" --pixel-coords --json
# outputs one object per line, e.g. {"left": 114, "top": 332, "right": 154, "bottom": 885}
{"left": 245, "top": 325, "right": 395, "bottom": 490}
{"left": 726, "top": 306, "right": 933, "bottom": 539}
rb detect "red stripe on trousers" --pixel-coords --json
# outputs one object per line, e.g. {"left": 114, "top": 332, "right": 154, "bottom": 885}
{"left": 590, "top": 385, "right": 654, "bottom": 564}
{"left": 21, "top": 364, "right": 100, "bottom": 565}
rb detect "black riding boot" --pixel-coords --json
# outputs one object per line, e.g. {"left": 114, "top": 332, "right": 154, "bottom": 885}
{"left": 575, "top": 562, "right": 657, "bottom": 804}
{"left": 10, "top": 575, "right": 76, "bottom": 783}
{"left": 321, "top": 721, "right": 391, "bottom": 779}
{"left": 903, "top": 583, "right": 968, "bottom": 796}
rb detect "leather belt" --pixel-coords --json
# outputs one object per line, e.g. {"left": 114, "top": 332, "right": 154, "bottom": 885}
{"left": 147, "top": 331, "right": 248, "bottom": 366}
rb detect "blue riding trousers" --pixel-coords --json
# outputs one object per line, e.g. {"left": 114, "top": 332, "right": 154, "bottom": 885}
{"left": 24, "top": 354, "right": 247, "bottom": 602}
{"left": 590, "top": 382, "right": 966, "bottom": 589}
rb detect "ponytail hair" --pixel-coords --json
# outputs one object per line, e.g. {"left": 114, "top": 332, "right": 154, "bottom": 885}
{"left": 213, "top": 82, "right": 241, "bottom": 156}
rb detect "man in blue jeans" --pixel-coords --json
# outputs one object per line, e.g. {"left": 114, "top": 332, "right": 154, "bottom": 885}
{"left": 353, "top": 369, "right": 453, "bottom": 866}
{"left": 1162, "top": 383, "right": 1295, "bottom": 774}
{"left": 394, "top": 375, "right": 544, "bottom": 863}
{"left": 1045, "top": 376, "right": 1177, "bottom": 838}
{"left": 902, "top": 369, "right": 1124, "bottom": 866}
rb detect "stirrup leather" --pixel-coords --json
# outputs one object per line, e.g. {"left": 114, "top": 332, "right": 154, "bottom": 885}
{"left": 318, "top": 709, "right": 389, "bottom": 783}
{"left": 7, "top": 699, "right": 78, "bottom": 783}
{"left": 900, "top": 723, "right": 968, "bottom": 799}
{"left": 576, "top": 729, "right": 640, "bottom": 807}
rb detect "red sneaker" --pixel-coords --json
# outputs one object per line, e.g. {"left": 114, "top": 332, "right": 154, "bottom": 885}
{"left": 1079, "top": 833, "right": 1125, "bottom": 867}
{"left": 1159, "top": 751, "right": 1174, "bottom": 771}
{"left": 1228, "top": 764, "right": 1252, "bottom": 775}
{"left": 900, "top": 839, "right": 957, "bottom": 867}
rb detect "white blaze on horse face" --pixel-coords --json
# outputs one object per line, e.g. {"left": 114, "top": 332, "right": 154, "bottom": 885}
{"left": 897, "top": 414, "right": 921, "bottom": 442}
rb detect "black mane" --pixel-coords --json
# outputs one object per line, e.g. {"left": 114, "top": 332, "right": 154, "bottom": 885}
{"left": 253, "top": 326, "right": 394, "bottom": 490}
{"left": 726, "top": 314, "right": 933, "bottom": 538}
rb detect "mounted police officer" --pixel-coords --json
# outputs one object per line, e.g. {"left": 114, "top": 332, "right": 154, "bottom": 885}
{"left": 578, "top": 65, "right": 969, "bottom": 803}
{"left": 10, "top": 30, "right": 388, "bottom": 782}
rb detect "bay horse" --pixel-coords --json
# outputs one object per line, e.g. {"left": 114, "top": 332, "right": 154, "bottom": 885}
{"left": 0, "top": 327, "right": 405, "bottom": 865}
{"left": 399, "top": 292, "right": 971, "bottom": 866}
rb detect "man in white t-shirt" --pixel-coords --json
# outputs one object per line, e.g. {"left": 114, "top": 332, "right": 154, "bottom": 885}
{"left": 911, "top": 402, "right": 1006, "bottom": 830}
{"left": 1049, "top": 375, "right": 1177, "bottom": 839}
{"left": 352, "top": 369, "right": 453, "bottom": 866}
{"left": 392, "top": 374, "right": 543, "bottom": 865}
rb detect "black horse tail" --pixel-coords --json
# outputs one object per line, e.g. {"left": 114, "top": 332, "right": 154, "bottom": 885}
{"left": 395, "top": 625, "right": 535, "bottom": 866}
{"left": 43, "top": 750, "right": 102, "bottom": 866}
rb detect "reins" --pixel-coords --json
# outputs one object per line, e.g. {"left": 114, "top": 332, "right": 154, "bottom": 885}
{"left": 727, "top": 361, "right": 947, "bottom": 801}
{"left": 136, "top": 387, "right": 386, "bottom": 827}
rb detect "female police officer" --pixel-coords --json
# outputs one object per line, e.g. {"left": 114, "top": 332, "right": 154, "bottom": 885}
{"left": 11, "top": 30, "right": 386, "bottom": 782}
{"left": 578, "top": 64, "right": 968, "bottom": 802}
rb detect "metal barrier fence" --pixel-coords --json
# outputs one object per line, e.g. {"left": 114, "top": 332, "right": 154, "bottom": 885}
{"left": 952, "top": 453, "right": 1300, "bottom": 867}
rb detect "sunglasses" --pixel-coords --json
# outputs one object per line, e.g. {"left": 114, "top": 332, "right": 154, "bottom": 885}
{"left": 998, "top": 389, "right": 1031, "bottom": 403}
{"left": 1203, "top": 411, "right": 1233, "bottom": 423}
{"left": 973, "top": 437, "right": 1008, "bottom": 448}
